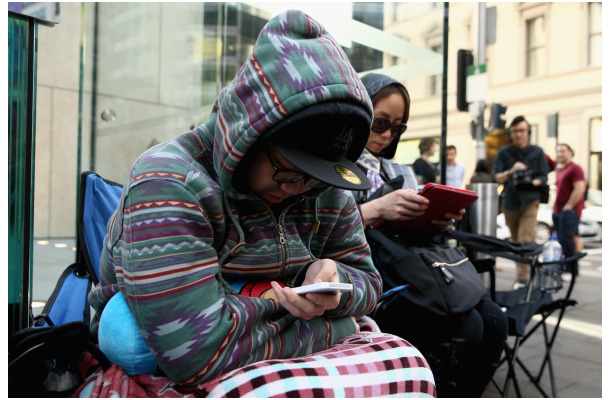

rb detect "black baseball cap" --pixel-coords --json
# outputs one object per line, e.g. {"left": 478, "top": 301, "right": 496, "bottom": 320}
{"left": 262, "top": 101, "right": 372, "bottom": 191}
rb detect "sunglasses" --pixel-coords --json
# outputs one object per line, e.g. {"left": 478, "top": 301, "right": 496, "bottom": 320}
{"left": 264, "top": 144, "right": 328, "bottom": 189}
{"left": 371, "top": 117, "right": 407, "bottom": 139}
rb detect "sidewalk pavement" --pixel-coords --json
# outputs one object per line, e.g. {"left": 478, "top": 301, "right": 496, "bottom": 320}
{"left": 30, "top": 238, "right": 603, "bottom": 398}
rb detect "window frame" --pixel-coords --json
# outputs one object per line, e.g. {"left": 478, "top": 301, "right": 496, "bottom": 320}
{"left": 587, "top": 2, "right": 602, "bottom": 67}
{"left": 519, "top": 3, "right": 550, "bottom": 79}
{"left": 525, "top": 15, "right": 545, "bottom": 77}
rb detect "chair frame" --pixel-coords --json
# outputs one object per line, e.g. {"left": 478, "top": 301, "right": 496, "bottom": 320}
{"left": 489, "top": 252, "right": 584, "bottom": 398}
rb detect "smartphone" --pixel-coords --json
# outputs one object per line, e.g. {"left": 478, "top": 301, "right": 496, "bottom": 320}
{"left": 291, "top": 282, "right": 353, "bottom": 295}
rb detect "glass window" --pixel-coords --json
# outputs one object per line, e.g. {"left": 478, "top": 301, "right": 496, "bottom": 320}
{"left": 588, "top": 2, "right": 602, "bottom": 67}
{"left": 529, "top": 123, "right": 539, "bottom": 145}
{"left": 429, "top": 43, "right": 442, "bottom": 96}
{"left": 77, "top": 2, "right": 445, "bottom": 184}
{"left": 526, "top": 16, "right": 545, "bottom": 77}
{"left": 589, "top": 117, "right": 602, "bottom": 190}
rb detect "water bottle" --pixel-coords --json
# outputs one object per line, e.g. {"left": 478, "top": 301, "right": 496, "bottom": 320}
{"left": 540, "top": 236, "right": 563, "bottom": 292}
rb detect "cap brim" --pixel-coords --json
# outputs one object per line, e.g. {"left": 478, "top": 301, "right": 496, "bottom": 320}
{"left": 275, "top": 144, "right": 371, "bottom": 191}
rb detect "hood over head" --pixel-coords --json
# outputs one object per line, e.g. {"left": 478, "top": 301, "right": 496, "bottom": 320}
{"left": 201, "top": 9, "right": 373, "bottom": 194}
{"left": 360, "top": 73, "right": 410, "bottom": 159}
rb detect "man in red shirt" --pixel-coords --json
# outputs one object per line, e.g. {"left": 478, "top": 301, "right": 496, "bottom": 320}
{"left": 552, "top": 143, "right": 586, "bottom": 282}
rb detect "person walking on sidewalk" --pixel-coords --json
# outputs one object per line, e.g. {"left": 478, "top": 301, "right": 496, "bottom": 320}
{"left": 553, "top": 143, "right": 586, "bottom": 282}
{"left": 446, "top": 145, "right": 465, "bottom": 188}
{"left": 470, "top": 159, "right": 492, "bottom": 184}
{"left": 492, "top": 116, "right": 550, "bottom": 289}
{"left": 413, "top": 138, "right": 440, "bottom": 185}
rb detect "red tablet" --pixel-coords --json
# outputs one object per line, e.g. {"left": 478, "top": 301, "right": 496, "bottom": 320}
{"left": 373, "top": 183, "right": 478, "bottom": 231}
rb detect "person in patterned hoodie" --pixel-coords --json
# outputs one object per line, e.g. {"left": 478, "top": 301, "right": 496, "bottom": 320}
{"left": 86, "top": 10, "right": 436, "bottom": 396}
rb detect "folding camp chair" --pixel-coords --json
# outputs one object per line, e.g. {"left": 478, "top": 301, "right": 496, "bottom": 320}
{"left": 448, "top": 230, "right": 586, "bottom": 398}
{"left": 32, "top": 171, "right": 123, "bottom": 327}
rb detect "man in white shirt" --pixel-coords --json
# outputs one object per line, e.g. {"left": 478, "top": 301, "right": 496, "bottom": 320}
{"left": 446, "top": 145, "right": 465, "bottom": 188}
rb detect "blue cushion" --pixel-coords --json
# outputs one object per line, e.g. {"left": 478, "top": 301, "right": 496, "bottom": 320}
{"left": 98, "top": 293, "right": 158, "bottom": 375}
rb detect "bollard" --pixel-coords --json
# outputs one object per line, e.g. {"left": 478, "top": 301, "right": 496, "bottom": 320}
{"left": 465, "top": 183, "right": 499, "bottom": 237}
{"left": 462, "top": 183, "right": 500, "bottom": 287}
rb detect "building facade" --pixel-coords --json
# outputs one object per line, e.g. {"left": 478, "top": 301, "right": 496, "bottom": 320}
{"left": 390, "top": 2, "right": 602, "bottom": 193}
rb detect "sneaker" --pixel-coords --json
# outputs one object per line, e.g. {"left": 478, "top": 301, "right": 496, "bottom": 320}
{"left": 512, "top": 280, "right": 527, "bottom": 290}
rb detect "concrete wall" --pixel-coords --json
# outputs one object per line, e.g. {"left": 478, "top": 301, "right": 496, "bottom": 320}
{"left": 34, "top": 2, "right": 82, "bottom": 237}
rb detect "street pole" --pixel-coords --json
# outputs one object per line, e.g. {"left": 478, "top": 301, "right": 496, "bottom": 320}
{"left": 440, "top": 3, "right": 449, "bottom": 185}
{"left": 476, "top": 2, "right": 487, "bottom": 161}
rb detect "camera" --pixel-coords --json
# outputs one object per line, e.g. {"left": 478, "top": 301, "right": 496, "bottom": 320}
{"left": 511, "top": 169, "right": 536, "bottom": 191}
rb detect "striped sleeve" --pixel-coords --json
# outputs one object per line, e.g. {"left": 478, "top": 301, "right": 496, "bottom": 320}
{"left": 314, "top": 189, "right": 382, "bottom": 318}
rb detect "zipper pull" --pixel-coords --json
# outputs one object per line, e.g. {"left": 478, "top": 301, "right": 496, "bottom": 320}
{"left": 440, "top": 266, "right": 454, "bottom": 284}
{"left": 277, "top": 224, "right": 286, "bottom": 245}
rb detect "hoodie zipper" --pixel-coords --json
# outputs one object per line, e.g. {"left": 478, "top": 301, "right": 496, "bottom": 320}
{"left": 257, "top": 198, "right": 299, "bottom": 276}
{"left": 431, "top": 257, "right": 469, "bottom": 284}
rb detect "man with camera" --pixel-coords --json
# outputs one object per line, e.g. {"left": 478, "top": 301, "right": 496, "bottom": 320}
{"left": 492, "top": 116, "right": 551, "bottom": 289}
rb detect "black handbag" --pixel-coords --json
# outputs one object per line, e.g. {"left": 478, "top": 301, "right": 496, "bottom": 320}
{"left": 367, "top": 227, "right": 486, "bottom": 317}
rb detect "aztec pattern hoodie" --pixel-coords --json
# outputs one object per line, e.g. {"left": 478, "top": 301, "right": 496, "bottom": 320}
{"left": 88, "top": 10, "right": 381, "bottom": 386}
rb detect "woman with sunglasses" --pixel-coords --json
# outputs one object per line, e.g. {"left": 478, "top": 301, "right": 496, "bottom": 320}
{"left": 354, "top": 73, "right": 456, "bottom": 230}
{"left": 81, "top": 11, "right": 436, "bottom": 397}
{"left": 354, "top": 73, "right": 508, "bottom": 398}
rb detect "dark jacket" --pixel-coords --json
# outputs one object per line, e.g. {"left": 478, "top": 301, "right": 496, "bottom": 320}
{"left": 492, "top": 144, "right": 550, "bottom": 210}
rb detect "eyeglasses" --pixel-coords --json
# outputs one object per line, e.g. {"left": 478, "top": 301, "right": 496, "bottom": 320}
{"left": 264, "top": 144, "right": 328, "bottom": 189}
{"left": 371, "top": 117, "right": 407, "bottom": 139}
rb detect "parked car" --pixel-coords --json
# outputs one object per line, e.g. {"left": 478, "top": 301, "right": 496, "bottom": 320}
{"left": 496, "top": 186, "right": 601, "bottom": 244}
{"left": 496, "top": 209, "right": 600, "bottom": 245}
{"left": 582, "top": 188, "right": 602, "bottom": 231}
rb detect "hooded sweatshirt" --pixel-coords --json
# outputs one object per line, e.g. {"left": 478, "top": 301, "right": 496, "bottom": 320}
{"left": 88, "top": 10, "right": 380, "bottom": 386}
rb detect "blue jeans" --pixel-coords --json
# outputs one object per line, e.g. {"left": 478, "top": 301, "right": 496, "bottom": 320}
{"left": 552, "top": 211, "right": 579, "bottom": 276}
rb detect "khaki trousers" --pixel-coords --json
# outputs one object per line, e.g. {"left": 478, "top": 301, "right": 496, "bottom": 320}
{"left": 502, "top": 201, "right": 540, "bottom": 282}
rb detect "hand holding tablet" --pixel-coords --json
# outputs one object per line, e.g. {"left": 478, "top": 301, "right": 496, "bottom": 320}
{"left": 373, "top": 183, "right": 478, "bottom": 231}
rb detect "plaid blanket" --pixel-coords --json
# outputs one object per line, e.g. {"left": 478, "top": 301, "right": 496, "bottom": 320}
{"left": 74, "top": 332, "right": 436, "bottom": 398}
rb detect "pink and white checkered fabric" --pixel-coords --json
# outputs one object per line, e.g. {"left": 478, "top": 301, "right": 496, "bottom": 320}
{"left": 75, "top": 332, "right": 436, "bottom": 398}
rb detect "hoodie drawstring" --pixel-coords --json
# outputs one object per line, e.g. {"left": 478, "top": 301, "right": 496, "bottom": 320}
{"left": 305, "top": 197, "right": 320, "bottom": 258}
{"left": 218, "top": 195, "right": 246, "bottom": 266}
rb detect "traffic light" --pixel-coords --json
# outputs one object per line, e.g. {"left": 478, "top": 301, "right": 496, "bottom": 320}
{"left": 456, "top": 49, "right": 474, "bottom": 112}
{"left": 489, "top": 103, "right": 507, "bottom": 130}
